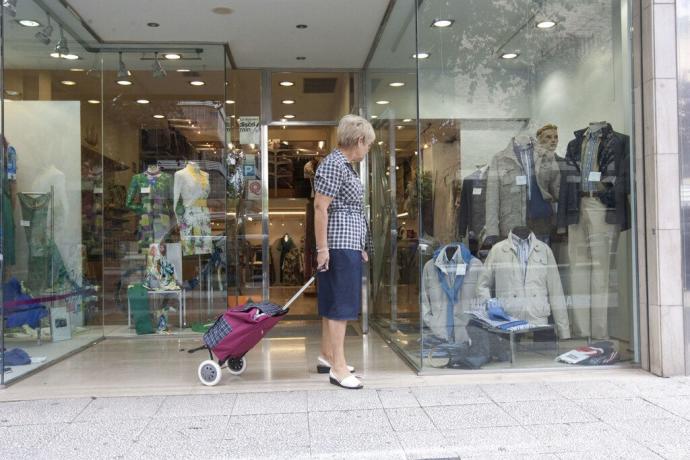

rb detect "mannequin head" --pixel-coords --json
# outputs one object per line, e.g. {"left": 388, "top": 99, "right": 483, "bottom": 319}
{"left": 537, "top": 124, "right": 558, "bottom": 153}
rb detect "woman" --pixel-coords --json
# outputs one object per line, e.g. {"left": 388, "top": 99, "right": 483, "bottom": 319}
{"left": 314, "top": 114, "right": 374, "bottom": 390}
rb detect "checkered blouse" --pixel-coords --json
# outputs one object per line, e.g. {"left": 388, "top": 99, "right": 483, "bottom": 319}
{"left": 314, "top": 149, "right": 372, "bottom": 254}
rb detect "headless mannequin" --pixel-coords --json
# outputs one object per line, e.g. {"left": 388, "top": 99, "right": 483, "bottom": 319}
{"left": 146, "top": 163, "right": 161, "bottom": 175}
{"left": 512, "top": 226, "right": 531, "bottom": 240}
{"left": 589, "top": 121, "right": 607, "bottom": 134}
{"left": 514, "top": 134, "right": 532, "bottom": 149}
{"left": 445, "top": 244, "right": 457, "bottom": 260}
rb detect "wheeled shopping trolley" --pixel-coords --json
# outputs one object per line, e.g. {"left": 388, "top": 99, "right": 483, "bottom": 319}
{"left": 189, "top": 275, "right": 317, "bottom": 386}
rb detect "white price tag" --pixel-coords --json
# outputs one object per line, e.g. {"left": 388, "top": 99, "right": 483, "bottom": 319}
{"left": 588, "top": 171, "right": 602, "bottom": 182}
{"left": 94, "top": 187, "right": 103, "bottom": 194}
{"left": 141, "top": 187, "right": 151, "bottom": 194}
{"left": 472, "top": 187, "right": 482, "bottom": 196}
{"left": 457, "top": 264, "right": 467, "bottom": 276}
{"left": 515, "top": 175, "right": 527, "bottom": 186}
{"left": 20, "top": 220, "right": 30, "bottom": 227}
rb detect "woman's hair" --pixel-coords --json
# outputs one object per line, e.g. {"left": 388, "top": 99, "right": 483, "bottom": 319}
{"left": 337, "top": 114, "right": 375, "bottom": 148}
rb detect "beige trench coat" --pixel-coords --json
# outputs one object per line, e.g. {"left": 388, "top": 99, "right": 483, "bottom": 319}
{"left": 476, "top": 233, "right": 571, "bottom": 339}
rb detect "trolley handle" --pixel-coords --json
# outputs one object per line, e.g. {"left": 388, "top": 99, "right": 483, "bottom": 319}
{"left": 282, "top": 265, "right": 327, "bottom": 311}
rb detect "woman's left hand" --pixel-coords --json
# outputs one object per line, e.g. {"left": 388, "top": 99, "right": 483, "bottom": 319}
{"left": 361, "top": 250, "right": 369, "bottom": 262}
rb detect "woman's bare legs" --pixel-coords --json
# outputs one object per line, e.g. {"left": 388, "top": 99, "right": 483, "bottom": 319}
{"left": 320, "top": 317, "right": 333, "bottom": 362}
{"left": 327, "top": 318, "right": 349, "bottom": 378}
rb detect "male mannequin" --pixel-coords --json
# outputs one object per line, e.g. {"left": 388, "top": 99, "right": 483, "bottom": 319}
{"left": 173, "top": 161, "right": 212, "bottom": 255}
{"left": 557, "top": 122, "right": 630, "bottom": 339}
{"left": 536, "top": 124, "right": 559, "bottom": 155}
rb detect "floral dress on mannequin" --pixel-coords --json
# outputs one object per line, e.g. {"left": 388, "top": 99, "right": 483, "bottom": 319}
{"left": 126, "top": 167, "right": 175, "bottom": 253}
{"left": 173, "top": 162, "right": 212, "bottom": 255}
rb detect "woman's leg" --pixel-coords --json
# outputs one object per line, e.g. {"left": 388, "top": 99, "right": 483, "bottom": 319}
{"left": 320, "top": 317, "right": 332, "bottom": 362}
{"left": 327, "top": 318, "right": 349, "bottom": 378}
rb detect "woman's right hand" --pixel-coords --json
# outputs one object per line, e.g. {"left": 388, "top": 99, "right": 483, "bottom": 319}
{"left": 317, "top": 250, "right": 330, "bottom": 271}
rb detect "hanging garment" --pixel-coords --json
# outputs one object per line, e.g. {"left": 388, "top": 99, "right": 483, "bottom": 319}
{"left": 457, "top": 167, "right": 488, "bottom": 240}
{"left": 174, "top": 164, "right": 212, "bottom": 256}
{"left": 126, "top": 171, "right": 175, "bottom": 253}
{"left": 421, "top": 243, "right": 483, "bottom": 343}
{"left": 282, "top": 246, "right": 303, "bottom": 285}
{"left": 19, "top": 192, "right": 52, "bottom": 292}
{"left": 276, "top": 235, "right": 296, "bottom": 283}
{"left": 476, "top": 230, "right": 571, "bottom": 339}
{"left": 128, "top": 283, "right": 154, "bottom": 335}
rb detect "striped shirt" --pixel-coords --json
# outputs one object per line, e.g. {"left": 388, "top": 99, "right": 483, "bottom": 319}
{"left": 581, "top": 129, "right": 602, "bottom": 192}
{"left": 511, "top": 233, "right": 532, "bottom": 283}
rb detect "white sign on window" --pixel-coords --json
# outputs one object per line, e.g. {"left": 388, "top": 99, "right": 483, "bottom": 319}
{"left": 239, "top": 116, "right": 261, "bottom": 145}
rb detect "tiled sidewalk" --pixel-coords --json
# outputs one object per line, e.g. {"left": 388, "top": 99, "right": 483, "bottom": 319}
{"left": 2, "top": 376, "right": 690, "bottom": 459}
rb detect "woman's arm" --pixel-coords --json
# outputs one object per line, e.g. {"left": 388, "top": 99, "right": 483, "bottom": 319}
{"left": 314, "top": 192, "right": 333, "bottom": 269}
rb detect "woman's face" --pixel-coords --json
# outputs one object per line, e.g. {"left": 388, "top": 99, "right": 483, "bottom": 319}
{"left": 351, "top": 138, "right": 373, "bottom": 162}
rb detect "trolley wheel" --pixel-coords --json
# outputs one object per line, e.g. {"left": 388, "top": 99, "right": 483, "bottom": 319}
{"left": 226, "top": 357, "right": 247, "bottom": 375}
{"left": 426, "top": 348, "right": 450, "bottom": 369}
{"left": 198, "top": 360, "right": 222, "bottom": 386}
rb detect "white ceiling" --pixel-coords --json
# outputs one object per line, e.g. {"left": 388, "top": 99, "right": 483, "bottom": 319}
{"left": 64, "top": 0, "right": 390, "bottom": 68}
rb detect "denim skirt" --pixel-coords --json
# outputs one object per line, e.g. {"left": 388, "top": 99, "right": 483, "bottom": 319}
{"left": 317, "top": 249, "right": 362, "bottom": 320}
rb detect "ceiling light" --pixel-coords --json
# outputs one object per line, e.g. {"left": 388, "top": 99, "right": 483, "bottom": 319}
{"left": 375, "top": 100, "right": 390, "bottom": 105}
{"left": 389, "top": 82, "right": 405, "bottom": 87}
{"left": 226, "top": 100, "right": 235, "bottom": 104}
{"left": 4, "top": 89, "right": 19, "bottom": 96}
{"left": 61, "top": 80, "right": 76, "bottom": 86}
{"left": 189, "top": 80, "right": 205, "bottom": 86}
{"left": 403, "top": 118, "right": 412, "bottom": 122}
{"left": 18, "top": 19, "right": 41, "bottom": 27}
{"left": 117, "top": 51, "right": 130, "bottom": 80}
{"left": 282, "top": 99, "right": 295, "bottom": 105}
{"left": 412, "top": 52, "right": 430, "bottom": 59}
{"left": 70, "top": 68, "right": 85, "bottom": 72}
{"left": 318, "top": 141, "right": 325, "bottom": 149}
{"left": 50, "top": 52, "right": 61, "bottom": 58}
{"left": 164, "top": 53, "right": 181, "bottom": 60}
{"left": 63, "top": 54, "right": 79, "bottom": 60}
{"left": 2, "top": 0, "right": 17, "bottom": 18}
{"left": 211, "top": 6, "right": 233, "bottom": 15}
{"left": 296, "top": 56, "right": 306, "bottom": 60}
{"left": 176, "top": 68, "right": 191, "bottom": 73}
{"left": 117, "top": 80, "right": 133, "bottom": 86}
{"left": 431, "top": 19, "right": 454, "bottom": 28}
{"left": 54, "top": 26, "right": 69, "bottom": 57}
{"left": 377, "top": 141, "right": 384, "bottom": 145}
{"left": 296, "top": 24, "right": 307, "bottom": 29}
{"left": 370, "top": 115, "right": 378, "bottom": 119}
{"left": 283, "top": 114, "right": 295, "bottom": 119}
{"left": 137, "top": 99, "right": 150, "bottom": 104}
{"left": 153, "top": 114, "right": 165, "bottom": 119}
{"left": 500, "top": 52, "right": 519, "bottom": 59}
{"left": 34, "top": 16, "right": 53, "bottom": 45}
{"left": 87, "top": 99, "right": 100, "bottom": 104}
{"left": 396, "top": 125, "right": 403, "bottom": 130}
{"left": 147, "top": 22, "right": 160, "bottom": 27}
{"left": 536, "top": 20, "right": 557, "bottom": 29}
{"left": 152, "top": 52, "right": 167, "bottom": 79}
{"left": 279, "top": 81, "right": 294, "bottom": 87}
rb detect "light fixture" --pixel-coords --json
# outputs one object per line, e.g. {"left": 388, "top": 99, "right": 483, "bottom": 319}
{"left": 283, "top": 114, "right": 295, "bottom": 119}
{"left": 117, "top": 80, "right": 133, "bottom": 86}
{"left": 147, "top": 22, "right": 160, "bottom": 27}
{"left": 3, "top": 0, "right": 17, "bottom": 18}
{"left": 396, "top": 125, "right": 403, "bottom": 130}
{"left": 54, "top": 26, "right": 69, "bottom": 57}
{"left": 4, "top": 89, "right": 19, "bottom": 96}
{"left": 189, "top": 80, "right": 205, "bottom": 86}
{"left": 116, "top": 51, "right": 132, "bottom": 84}
{"left": 153, "top": 114, "right": 165, "bottom": 119}
{"left": 388, "top": 82, "right": 405, "bottom": 87}
{"left": 296, "top": 56, "right": 306, "bottom": 60}
{"left": 70, "top": 68, "right": 84, "bottom": 72}
{"left": 375, "top": 100, "right": 390, "bottom": 105}
{"left": 225, "top": 100, "right": 235, "bottom": 104}
{"left": 431, "top": 19, "right": 454, "bottom": 28}
{"left": 403, "top": 118, "right": 412, "bottom": 122}
{"left": 282, "top": 99, "right": 295, "bottom": 105}
{"left": 137, "top": 99, "right": 150, "bottom": 104}
{"left": 412, "top": 52, "right": 430, "bottom": 59}
{"left": 279, "top": 81, "right": 294, "bottom": 87}
{"left": 34, "top": 16, "right": 53, "bottom": 45}
{"left": 152, "top": 52, "right": 167, "bottom": 79}
{"left": 282, "top": 141, "right": 289, "bottom": 146}
{"left": 500, "top": 52, "right": 519, "bottom": 59}
{"left": 536, "top": 20, "right": 557, "bottom": 29}
{"left": 61, "top": 80, "right": 76, "bottom": 86}
{"left": 87, "top": 99, "right": 100, "bottom": 104}
{"left": 296, "top": 24, "right": 307, "bottom": 29}
{"left": 371, "top": 115, "right": 378, "bottom": 119}
{"left": 164, "top": 53, "right": 181, "bottom": 60}
{"left": 50, "top": 52, "right": 61, "bottom": 58}
{"left": 18, "top": 19, "right": 41, "bottom": 27}
{"left": 317, "top": 141, "right": 325, "bottom": 149}
{"left": 377, "top": 141, "right": 384, "bottom": 146}
{"left": 176, "top": 68, "right": 191, "bottom": 73}
{"left": 63, "top": 54, "right": 80, "bottom": 60}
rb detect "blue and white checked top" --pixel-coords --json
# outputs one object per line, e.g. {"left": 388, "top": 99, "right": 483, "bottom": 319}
{"left": 581, "top": 129, "right": 602, "bottom": 193}
{"left": 314, "top": 149, "right": 371, "bottom": 253}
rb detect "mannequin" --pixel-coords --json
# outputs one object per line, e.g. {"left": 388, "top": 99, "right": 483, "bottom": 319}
{"left": 485, "top": 135, "right": 560, "bottom": 242}
{"left": 557, "top": 121, "right": 630, "bottom": 339}
{"left": 173, "top": 161, "right": 212, "bottom": 256}
{"left": 126, "top": 162, "right": 174, "bottom": 253}
{"left": 536, "top": 124, "right": 559, "bottom": 155}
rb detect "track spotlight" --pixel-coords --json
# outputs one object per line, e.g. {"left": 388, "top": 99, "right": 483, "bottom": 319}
{"left": 54, "top": 26, "right": 69, "bottom": 57}
{"left": 117, "top": 52, "right": 130, "bottom": 79}
{"left": 3, "top": 0, "right": 17, "bottom": 18}
{"left": 35, "top": 15, "right": 53, "bottom": 45}
{"left": 152, "top": 52, "right": 167, "bottom": 79}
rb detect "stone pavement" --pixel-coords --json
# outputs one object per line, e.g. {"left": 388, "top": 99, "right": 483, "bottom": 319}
{"left": 2, "top": 374, "right": 690, "bottom": 459}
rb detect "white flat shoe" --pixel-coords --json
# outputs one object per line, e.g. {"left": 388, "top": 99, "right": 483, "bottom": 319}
{"left": 317, "top": 356, "right": 355, "bottom": 374}
{"left": 329, "top": 370, "right": 363, "bottom": 390}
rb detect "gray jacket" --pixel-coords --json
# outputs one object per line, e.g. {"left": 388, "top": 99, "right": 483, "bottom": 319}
{"left": 421, "top": 251, "right": 483, "bottom": 344}
{"left": 485, "top": 139, "right": 560, "bottom": 238}
{"left": 476, "top": 232, "right": 571, "bottom": 339}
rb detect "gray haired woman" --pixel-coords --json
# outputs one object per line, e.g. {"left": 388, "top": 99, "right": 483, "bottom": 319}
{"left": 314, "top": 114, "right": 375, "bottom": 389}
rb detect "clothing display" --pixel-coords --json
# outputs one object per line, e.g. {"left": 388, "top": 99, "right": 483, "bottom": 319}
{"left": 421, "top": 243, "right": 483, "bottom": 343}
{"left": 556, "top": 341, "right": 619, "bottom": 365}
{"left": 557, "top": 122, "right": 630, "bottom": 339}
{"left": 143, "top": 243, "right": 179, "bottom": 291}
{"left": 126, "top": 168, "right": 175, "bottom": 252}
{"left": 476, "top": 230, "right": 571, "bottom": 339}
{"left": 18, "top": 192, "right": 53, "bottom": 292}
{"left": 485, "top": 137, "right": 560, "bottom": 240}
{"left": 128, "top": 283, "right": 154, "bottom": 335}
{"left": 2, "top": 145, "right": 16, "bottom": 265}
{"left": 457, "top": 166, "right": 488, "bottom": 240}
{"left": 173, "top": 162, "right": 212, "bottom": 255}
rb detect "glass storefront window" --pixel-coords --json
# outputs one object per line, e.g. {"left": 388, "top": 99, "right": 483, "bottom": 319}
{"left": 367, "top": 0, "right": 638, "bottom": 371}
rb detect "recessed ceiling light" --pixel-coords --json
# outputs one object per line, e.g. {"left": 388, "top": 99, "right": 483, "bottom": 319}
{"left": 87, "top": 99, "right": 100, "bottom": 104}
{"left": 137, "top": 99, "right": 150, "bottom": 104}
{"left": 176, "top": 68, "right": 191, "bottom": 73}
{"left": 63, "top": 54, "right": 80, "bottom": 60}
{"left": 18, "top": 19, "right": 41, "bottom": 27}
{"left": 230, "top": 115, "right": 236, "bottom": 118}
{"left": 5, "top": 89, "right": 19, "bottom": 96}
{"left": 536, "top": 20, "right": 557, "bottom": 29}
{"left": 147, "top": 22, "right": 160, "bottom": 27}
{"left": 296, "top": 24, "right": 307, "bottom": 29}
{"left": 279, "top": 81, "right": 294, "bottom": 87}
{"left": 50, "top": 52, "right": 61, "bottom": 58}
{"left": 70, "top": 68, "right": 85, "bottom": 72}
{"left": 223, "top": 100, "right": 235, "bottom": 105}
{"left": 403, "top": 118, "right": 412, "bottom": 122}
{"left": 500, "top": 52, "right": 519, "bottom": 59}
{"left": 375, "top": 100, "right": 390, "bottom": 105}
{"left": 412, "top": 52, "right": 430, "bottom": 59}
{"left": 378, "top": 141, "right": 384, "bottom": 145}
{"left": 371, "top": 115, "right": 378, "bottom": 119}
{"left": 389, "top": 82, "right": 405, "bottom": 87}
{"left": 164, "top": 53, "right": 181, "bottom": 60}
{"left": 283, "top": 114, "right": 296, "bottom": 119}
{"left": 116, "top": 80, "right": 133, "bottom": 86}
{"left": 396, "top": 125, "right": 403, "bottom": 130}
{"left": 189, "top": 80, "right": 205, "bottom": 86}
{"left": 296, "top": 56, "right": 306, "bottom": 60}
{"left": 61, "top": 80, "right": 77, "bottom": 86}
{"left": 431, "top": 19, "right": 454, "bottom": 28}
{"left": 282, "top": 99, "right": 295, "bottom": 105}
{"left": 211, "top": 6, "right": 233, "bottom": 15}
{"left": 153, "top": 114, "right": 165, "bottom": 119}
